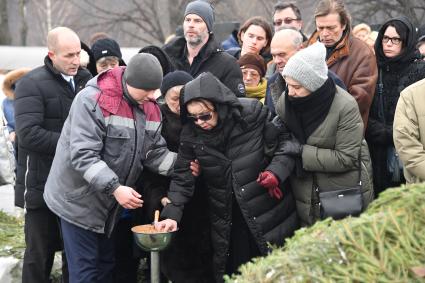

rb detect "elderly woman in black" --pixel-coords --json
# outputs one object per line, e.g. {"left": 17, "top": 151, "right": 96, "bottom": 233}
{"left": 366, "top": 16, "right": 425, "bottom": 196}
{"left": 136, "top": 71, "right": 215, "bottom": 283}
{"left": 156, "top": 72, "right": 298, "bottom": 282}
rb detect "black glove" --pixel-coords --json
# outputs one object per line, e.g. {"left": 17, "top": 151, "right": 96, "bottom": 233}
{"left": 281, "top": 135, "right": 303, "bottom": 156}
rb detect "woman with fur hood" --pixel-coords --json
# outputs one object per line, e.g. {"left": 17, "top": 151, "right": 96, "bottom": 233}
{"left": 2, "top": 68, "right": 31, "bottom": 144}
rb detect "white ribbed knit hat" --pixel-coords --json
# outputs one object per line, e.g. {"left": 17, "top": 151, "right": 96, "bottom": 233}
{"left": 282, "top": 42, "right": 328, "bottom": 92}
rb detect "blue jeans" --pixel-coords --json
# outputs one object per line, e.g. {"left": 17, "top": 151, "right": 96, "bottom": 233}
{"left": 60, "top": 219, "right": 115, "bottom": 283}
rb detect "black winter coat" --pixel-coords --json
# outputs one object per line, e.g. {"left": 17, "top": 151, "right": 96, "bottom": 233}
{"left": 161, "top": 73, "right": 298, "bottom": 282}
{"left": 137, "top": 104, "right": 214, "bottom": 282}
{"left": 14, "top": 56, "right": 91, "bottom": 208}
{"left": 366, "top": 16, "right": 425, "bottom": 195}
{"left": 163, "top": 35, "right": 246, "bottom": 97}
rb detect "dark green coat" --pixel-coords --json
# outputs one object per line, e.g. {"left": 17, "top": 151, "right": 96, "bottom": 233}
{"left": 276, "top": 86, "right": 374, "bottom": 226}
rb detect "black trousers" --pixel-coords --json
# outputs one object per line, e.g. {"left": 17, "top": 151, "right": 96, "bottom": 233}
{"left": 113, "top": 217, "right": 140, "bottom": 283}
{"left": 22, "top": 208, "right": 68, "bottom": 283}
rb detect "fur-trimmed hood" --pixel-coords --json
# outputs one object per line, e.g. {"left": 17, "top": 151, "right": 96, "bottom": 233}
{"left": 2, "top": 68, "right": 31, "bottom": 99}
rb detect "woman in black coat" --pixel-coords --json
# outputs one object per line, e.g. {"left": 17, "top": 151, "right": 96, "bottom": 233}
{"left": 366, "top": 16, "right": 425, "bottom": 196}
{"left": 136, "top": 71, "right": 214, "bottom": 283}
{"left": 157, "top": 72, "right": 298, "bottom": 282}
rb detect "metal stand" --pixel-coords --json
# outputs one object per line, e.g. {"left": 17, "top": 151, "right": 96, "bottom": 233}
{"left": 151, "top": 251, "right": 160, "bottom": 283}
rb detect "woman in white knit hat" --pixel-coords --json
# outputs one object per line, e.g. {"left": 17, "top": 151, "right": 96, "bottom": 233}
{"left": 273, "top": 42, "right": 374, "bottom": 226}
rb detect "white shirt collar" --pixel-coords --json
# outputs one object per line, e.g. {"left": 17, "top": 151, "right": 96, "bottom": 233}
{"left": 61, "top": 74, "right": 74, "bottom": 82}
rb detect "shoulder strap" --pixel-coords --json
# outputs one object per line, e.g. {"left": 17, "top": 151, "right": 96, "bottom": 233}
{"left": 357, "top": 142, "right": 362, "bottom": 185}
{"left": 313, "top": 142, "right": 363, "bottom": 190}
{"left": 377, "top": 69, "right": 386, "bottom": 125}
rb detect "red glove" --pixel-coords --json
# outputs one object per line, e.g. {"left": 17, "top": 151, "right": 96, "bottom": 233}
{"left": 256, "top": 171, "right": 283, "bottom": 200}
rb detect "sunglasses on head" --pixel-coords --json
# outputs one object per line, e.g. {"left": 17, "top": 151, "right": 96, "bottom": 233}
{"left": 273, "top": 17, "right": 300, "bottom": 26}
{"left": 187, "top": 112, "right": 213, "bottom": 122}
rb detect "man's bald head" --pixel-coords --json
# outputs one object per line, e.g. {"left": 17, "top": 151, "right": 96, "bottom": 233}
{"left": 47, "top": 27, "right": 80, "bottom": 52}
{"left": 47, "top": 27, "right": 82, "bottom": 76}
{"left": 272, "top": 28, "right": 303, "bottom": 50}
{"left": 271, "top": 28, "right": 304, "bottom": 73}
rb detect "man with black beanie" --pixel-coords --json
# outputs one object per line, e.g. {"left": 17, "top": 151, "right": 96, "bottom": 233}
{"left": 163, "top": 0, "right": 246, "bottom": 97}
{"left": 43, "top": 53, "right": 177, "bottom": 283}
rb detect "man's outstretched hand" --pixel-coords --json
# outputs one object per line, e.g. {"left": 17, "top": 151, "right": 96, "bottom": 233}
{"left": 113, "top": 185, "right": 143, "bottom": 209}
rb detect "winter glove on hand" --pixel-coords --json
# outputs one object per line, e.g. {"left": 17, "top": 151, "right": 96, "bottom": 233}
{"left": 256, "top": 171, "right": 283, "bottom": 200}
{"left": 282, "top": 135, "right": 303, "bottom": 156}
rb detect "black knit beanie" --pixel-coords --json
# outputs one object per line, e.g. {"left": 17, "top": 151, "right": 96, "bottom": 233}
{"left": 160, "top": 71, "right": 193, "bottom": 96}
{"left": 91, "top": 38, "right": 122, "bottom": 62}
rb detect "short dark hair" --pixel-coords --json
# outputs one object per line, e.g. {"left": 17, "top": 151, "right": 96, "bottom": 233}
{"left": 273, "top": 2, "right": 302, "bottom": 20}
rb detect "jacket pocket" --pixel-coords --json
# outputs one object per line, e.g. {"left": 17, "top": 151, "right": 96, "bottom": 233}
{"left": 65, "top": 184, "right": 91, "bottom": 201}
{"left": 104, "top": 127, "right": 131, "bottom": 159}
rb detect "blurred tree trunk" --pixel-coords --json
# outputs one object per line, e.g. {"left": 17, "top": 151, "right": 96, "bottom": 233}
{"left": 18, "top": 0, "right": 28, "bottom": 45}
{"left": 0, "top": 0, "right": 11, "bottom": 45}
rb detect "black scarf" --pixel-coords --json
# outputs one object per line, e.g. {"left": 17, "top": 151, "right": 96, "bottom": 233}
{"left": 284, "top": 78, "right": 336, "bottom": 143}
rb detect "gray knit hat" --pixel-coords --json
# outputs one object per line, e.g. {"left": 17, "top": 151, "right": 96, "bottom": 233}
{"left": 282, "top": 42, "right": 328, "bottom": 92}
{"left": 124, "top": 53, "right": 163, "bottom": 90}
{"left": 184, "top": 0, "right": 215, "bottom": 32}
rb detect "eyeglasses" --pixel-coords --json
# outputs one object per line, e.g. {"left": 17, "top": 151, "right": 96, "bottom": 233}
{"left": 187, "top": 112, "right": 213, "bottom": 122}
{"left": 241, "top": 69, "right": 260, "bottom": 79}
{"left": 273, "top": 17, "right": 300, "bottom": 27}
{"left": 382, "top": 35, "right": 402, "bottom": 45}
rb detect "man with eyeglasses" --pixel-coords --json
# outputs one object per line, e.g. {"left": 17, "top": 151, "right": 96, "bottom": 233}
{"left": 163, "top": 0, "right": 245, "bottom": 97}
{"left": 307, "top": 0, "right": 377, "bottom": 127}
{"left": 265, "top": 2, "right": 307, "bottom": 79}
{"left": 272, "top": 2, "right": 305, "bottom": 37}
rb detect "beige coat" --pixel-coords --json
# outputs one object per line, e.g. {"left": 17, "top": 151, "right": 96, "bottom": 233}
{"left": 393, "top": 78, "right": 425, "bottom": 184}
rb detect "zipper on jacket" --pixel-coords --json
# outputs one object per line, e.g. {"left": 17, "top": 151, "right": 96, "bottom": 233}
{"left": 123, "top": 118, "right": 138, "bottom": 185}
{"left": 23, "top": 155, "right": 29, "bottom": 212}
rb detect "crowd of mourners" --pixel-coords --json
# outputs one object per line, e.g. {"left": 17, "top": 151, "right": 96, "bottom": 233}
{"left": 1, "top": 0, "right": 425, "bottom": 282}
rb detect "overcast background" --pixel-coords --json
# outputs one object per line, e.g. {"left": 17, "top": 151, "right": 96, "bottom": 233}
{"left": 0, "top": 0, "right": 424, "bottom": 47}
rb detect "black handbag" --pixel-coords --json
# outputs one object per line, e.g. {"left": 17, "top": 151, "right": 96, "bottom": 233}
{"left": 314, "top": 150, "right": 363, "bottom": 220}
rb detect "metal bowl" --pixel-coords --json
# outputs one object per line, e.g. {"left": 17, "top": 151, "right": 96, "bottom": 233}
{"left": 131, "top": 225, "right": 177, "bottom": 252}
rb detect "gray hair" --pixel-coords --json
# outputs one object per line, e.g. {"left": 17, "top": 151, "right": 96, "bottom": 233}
{"left": 274, "top": 28, "right": 303, "bottom": 49}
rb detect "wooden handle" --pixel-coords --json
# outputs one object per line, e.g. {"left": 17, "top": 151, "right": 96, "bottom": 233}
{"left": 154, "top": 210, "right": 160, "bottom": 223}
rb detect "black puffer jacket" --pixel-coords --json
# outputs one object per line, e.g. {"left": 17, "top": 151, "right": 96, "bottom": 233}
{"left": 161, "top": 72, "right": 298, "bottom": 282}
{"left": 366, "top": 16, "right": 425, "bottom": 195}
{"left": 163, "top": 35, "right": 246, "bottom": 97}
{"left": 14, "top": 56, "right": 91, "bottom": 209}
